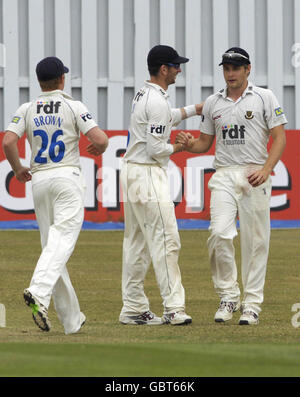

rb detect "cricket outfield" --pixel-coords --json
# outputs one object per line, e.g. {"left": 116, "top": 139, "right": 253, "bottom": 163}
{"left": 0, "top": 229, "right": 300, "bottom": 377}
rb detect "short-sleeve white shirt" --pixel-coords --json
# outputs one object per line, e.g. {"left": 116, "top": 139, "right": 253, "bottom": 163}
{"left": 6, "top": 90, "right": 97, "bottom": 174}
{"left": 124, "top": 81, "right": 182, "bottom": 168}
{"left": 200, "top": 82, "right": 287, "bottom": 168}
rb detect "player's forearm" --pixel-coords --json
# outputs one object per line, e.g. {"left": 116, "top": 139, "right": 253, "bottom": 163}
{"left": 146, "top": 137, "right": 174, "bottom": 158}
{"left": 186, "top": 141, "right": 208, "bottom": 153}
{"left": 2, "top": 135, "right": 22, "bottom": 173}
{"left": 86, "top": 127, "right": 109, "bottom": 154}
{"left": 262, "top": 133, "right": 286, "bottom": 174}
{"left": 186, "top": 136, "right": 214, "bottom": 154}
{"left": 172, "top": 103, "right": 203, "bottom": 126}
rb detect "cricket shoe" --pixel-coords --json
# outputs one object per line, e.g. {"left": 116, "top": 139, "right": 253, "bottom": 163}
{"left": 239, "top": 310, "right": 259, "bottom": 325}
{"left": 119, "top": 311, "right": 163, "bottom": 325}
{"left": 214, "top": 300, "right": 241, "bottom": 323}
{"left": 163, "top": 311, "right": 192, "bottom": 325}
{"left": 80, "top": 312, "right": 86, "bottom": 328}
{"left": 23, "top": 289, "right": 51, "bottom": 332}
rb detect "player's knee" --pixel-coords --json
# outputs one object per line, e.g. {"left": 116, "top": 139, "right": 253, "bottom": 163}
{"left": 208, "top": 227, "right": 237, "bottom": 242}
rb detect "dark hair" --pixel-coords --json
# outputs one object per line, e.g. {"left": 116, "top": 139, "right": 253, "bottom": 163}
{"left": 148, "top": 64, "right": 162, "bottom": 77}
{"left": 39, "top": 76, "right": 62, "bottom": 91}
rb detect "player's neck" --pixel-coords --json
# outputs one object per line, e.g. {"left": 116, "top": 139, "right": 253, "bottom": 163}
{"left": 40, "top": 80, "right": 65, "bottom": 92}
{"left": 227, "top": 80, "right": 248, "bottom": 102}
{"left": 149, "top": 77, "right": 168, "bottom": 91}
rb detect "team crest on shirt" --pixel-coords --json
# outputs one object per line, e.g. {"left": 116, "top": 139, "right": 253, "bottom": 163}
{"left": 275, "top": 107, "right": 284, "bottom": 117}
{"left": 11, "top": 116, "right": 21, "bottom": 124}
{"left": 245, "top": 111, "right": 254, "bottom": 120}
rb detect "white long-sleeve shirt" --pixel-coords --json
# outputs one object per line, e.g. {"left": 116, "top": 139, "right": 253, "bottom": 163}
{"left": 124, "top": 81, "right": 182, "bottom": 168}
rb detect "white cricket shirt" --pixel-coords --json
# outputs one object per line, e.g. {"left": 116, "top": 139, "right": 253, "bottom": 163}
{"left": 6, "top": 90, "right": 97, "bottom": 174}
{"left": 124, "top": 81, "right": 182, "bottom": 168}
{"left": 200, "top": 82, "right": 287, "bottom": 168}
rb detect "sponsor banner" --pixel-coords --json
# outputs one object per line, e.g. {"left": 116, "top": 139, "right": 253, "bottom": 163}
{"left": 0, "top": 130, "right": 299, "bottom": 222}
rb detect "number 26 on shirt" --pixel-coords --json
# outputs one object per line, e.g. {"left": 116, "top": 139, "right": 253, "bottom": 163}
{"left": 34, "top": 129, "right": 65, "bottom": 163}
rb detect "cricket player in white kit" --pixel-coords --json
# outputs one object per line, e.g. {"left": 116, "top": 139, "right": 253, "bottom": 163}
{"left": 119, "top": 45, "right": 203, "bottom": 326}
{"left": 177, "top": 47, "right": 287, "bottom": 325}
{"left": 3, "top": 57, "right": 108, "bottom": 333}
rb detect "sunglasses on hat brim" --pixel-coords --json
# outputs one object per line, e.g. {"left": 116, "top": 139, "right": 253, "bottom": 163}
{"left": 220, "top": 52, "right": 250, "bottom": 63}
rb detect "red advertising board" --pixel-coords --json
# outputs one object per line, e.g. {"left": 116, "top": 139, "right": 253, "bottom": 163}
{"left": 0, "top": 130, "right": 299, "bottom": 222}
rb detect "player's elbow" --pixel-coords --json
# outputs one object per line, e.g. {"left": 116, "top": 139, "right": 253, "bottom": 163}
{"left": 2, "top": 131, "right": 18, "bottom": 153}
{"left": 146, "top": 142, "right": 156, "bottom": 158}
{"left": 146, "top": 141, "right": 163, "bottom": 158}
{"left": 272, "top": 128, "right": 287, "bottom": 151}
{"left": 86, "top": 127, "right": 109, "bottom": 154}
{"left": 96, "top": 134, "right": 109, "bottom": 154}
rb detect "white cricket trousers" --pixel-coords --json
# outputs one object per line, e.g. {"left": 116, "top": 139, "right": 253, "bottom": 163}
{"left": 207, "top": 166, "right": 272, "bottom": 314}
{"left": 28, "top": 167, "right": 85, "bottom": 334}
{"left": 120, "top": 161, "right": 185, "bottom": 317}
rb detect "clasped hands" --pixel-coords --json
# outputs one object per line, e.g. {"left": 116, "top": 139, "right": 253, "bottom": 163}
{"left": 175, "top": 131, "right": 195, "bottom": 150}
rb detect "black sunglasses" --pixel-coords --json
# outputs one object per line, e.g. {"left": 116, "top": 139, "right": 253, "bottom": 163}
{"left": 166, "top": 63, "right": 181, "bottom": 69}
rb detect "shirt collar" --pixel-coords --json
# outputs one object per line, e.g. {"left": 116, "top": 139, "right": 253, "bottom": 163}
{"left": 38, "top": 90, "right": 73, "bottom": 100}
{"left": 145, "top": 81, "right": 169, "bottom": 99}
{"left": 218, "top": 81, "right": 254, "bottom": 99}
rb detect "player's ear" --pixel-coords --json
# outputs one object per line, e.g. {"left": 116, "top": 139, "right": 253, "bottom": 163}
{"left": 246, "top": 64, "right": 251, "bottom": 77}
{"left": 160, "top": 64, "right": 169, "bottom": 77}
{"left": 60, "top": 74, "right": 65, "bottom": 88}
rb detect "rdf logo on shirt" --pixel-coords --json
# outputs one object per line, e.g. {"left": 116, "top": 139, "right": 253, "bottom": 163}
{"left": 36, "top": 101, "right": 61, "bottom": 114}
{"left": 80, "top": 112, "right": 92, "bottom": 122}
{"left": 150, "top": 124, "right": 166, "bottom": 134}
{"left": 221, "top": 124, "right": 246, "bottom": 146}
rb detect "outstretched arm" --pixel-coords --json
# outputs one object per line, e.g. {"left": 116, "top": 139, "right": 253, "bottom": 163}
{"left": 176, "top": 131, "right": 215, "bottom": 153}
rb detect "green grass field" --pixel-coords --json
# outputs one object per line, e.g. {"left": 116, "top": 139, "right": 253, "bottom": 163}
{"left": 0, "top": 229, "right": 300, "bottom": 377}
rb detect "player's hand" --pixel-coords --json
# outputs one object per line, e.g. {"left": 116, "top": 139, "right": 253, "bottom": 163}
{"left": 247, "top": 169, "right": 269, "bottom": 187}
{"left": 175, "top": 131, "right": 188, "bottom": 145}
{"left": 195, "top": 102, "right": 204, "bottom": 115}
{"left": 175, "top": 132, "right": 195, "bottom": 149}
{"left": 15, "top": 167, "right": 32, "bottom": 183}
{"left": 86, "top": 143, "right": 102, "bottom": 156}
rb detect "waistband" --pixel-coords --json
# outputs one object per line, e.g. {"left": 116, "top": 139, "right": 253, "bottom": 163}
{"left": 126, "top": 161, "right": 161, "bottom": 167}
{"left": 31, "top": 166, "right": 81, "bottom": 184}
{"left": 215, "top": 164, "right": 263, "bottom": 172}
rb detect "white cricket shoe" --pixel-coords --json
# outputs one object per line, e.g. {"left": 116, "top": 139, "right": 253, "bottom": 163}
{"left": 214, "top": 300, "right": 241, "bottom": 323}
{"left": 23, "top": 289, "right": 51, "bottom": 332}
{"left": 163, "top": 311, "right": 192, "bottom": 325}
{"left": 80, "top": 312, "right": 86, "bottom": 328}
{"left": 239, "top": 310, "right": 259, "bottom": 325}
{"left": 119, "top": 310, "right": 163, "bottom": 325}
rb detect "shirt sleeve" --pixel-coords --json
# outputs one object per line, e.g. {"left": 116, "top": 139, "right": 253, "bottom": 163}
{"left": 74, "top": 101, "right": 98, "bottom": 134}
{"left": 263, "top": 89, "right": 288, "bottom": 130}
{"left": 5, "top": 103, "right": 30, "bottom": 138}
{"left": 146, "top": 99, "right": 174, "bottom": 159}
{"left": 199, "top": 99, "right": 215, "bottom": 135}
{"left": 171, "top": 108, "right": 182, "bottom": 127}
